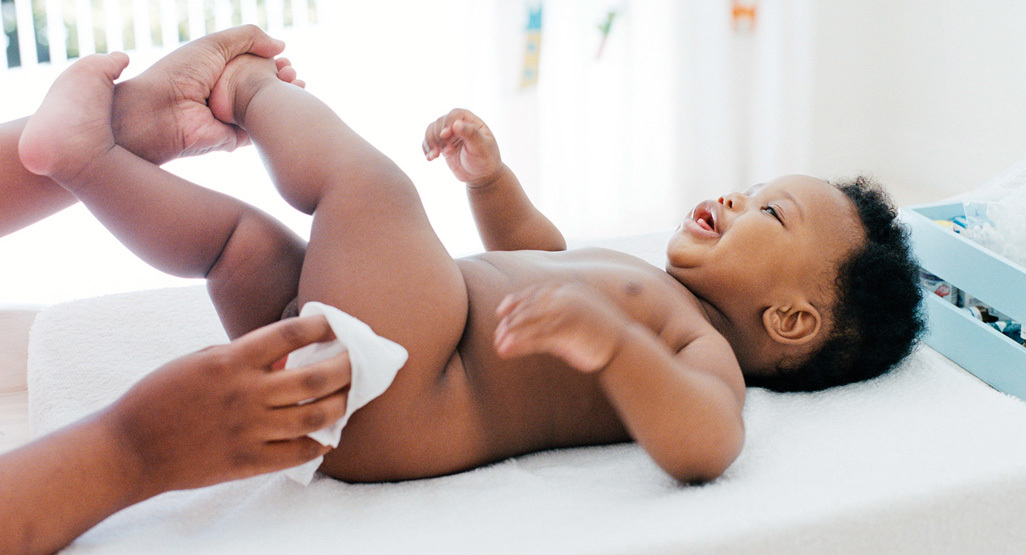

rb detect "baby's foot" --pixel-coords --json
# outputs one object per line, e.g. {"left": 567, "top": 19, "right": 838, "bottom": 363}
{"left": 208, "top": 54, "right": 299, "bottom": 129}
{"left": 19, "top": 52, "right": 129, "bottom": 181}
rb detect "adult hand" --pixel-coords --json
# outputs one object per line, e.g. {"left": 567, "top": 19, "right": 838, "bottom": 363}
{"left": 112, "top": 24, "right": 300, "bottom": 165}
{"left": 108, "top": 315, "right": 350, "bottom": 496}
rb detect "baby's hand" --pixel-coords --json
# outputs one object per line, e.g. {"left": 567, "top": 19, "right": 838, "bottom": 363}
{"left": 494, "top": 284, "right": 628, "bottom": 373}
{"left": 423, "top": 108, "right": 503, "bottom": 187}
{"left": 107, "top": 315, "right": 350, "bottom": 495}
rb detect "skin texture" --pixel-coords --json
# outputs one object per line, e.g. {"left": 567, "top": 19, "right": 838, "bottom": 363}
{"left": 665, "top": 176, "right": 864, "bottom": 373}
{"left": 0, "top": 28, "right": 337, "bottom": 554}
{"left": 0, "top": 24, "right": 295, "bottom": 237}
{"left": 0, "top": 314, "right": 351, "bottom": 555}
{"left": 18, "top": 52, "right": 864, "bottom": 499}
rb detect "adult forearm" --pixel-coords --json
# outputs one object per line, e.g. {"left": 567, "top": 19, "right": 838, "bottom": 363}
{"left": 467, "top": 164, "right": 565, "bottom": 252}
{"left": 0, "top": 410, "right": 152, "bottom": 554}
{"left": 1, "top": 81, "right": 176, "bottom": 237}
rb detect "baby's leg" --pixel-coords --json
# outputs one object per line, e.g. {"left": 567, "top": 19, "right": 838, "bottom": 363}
{"left": 19, "top": 53, "right": 305, "bottom": 338}
{"left": 212, "top": 57, "right": 469, "bottom": 478}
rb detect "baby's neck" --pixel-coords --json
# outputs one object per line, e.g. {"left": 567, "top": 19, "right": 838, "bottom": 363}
{"left": 696, "top": 297, "right": 731, "bottom": 339}
{"left": 695, "top": 296, "right": 760, "bottom": 374}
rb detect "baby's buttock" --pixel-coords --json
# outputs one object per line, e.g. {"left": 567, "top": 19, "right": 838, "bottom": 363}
{"left": 291, "top": 270, "right": 488, "bottom": 482}
{"left": 316, "top": 345, "right": 492, "bottom": 482}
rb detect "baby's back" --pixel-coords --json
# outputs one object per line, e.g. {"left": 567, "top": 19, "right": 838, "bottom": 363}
{"left": 319, "top": 248, "right": 711, "bottom": 482}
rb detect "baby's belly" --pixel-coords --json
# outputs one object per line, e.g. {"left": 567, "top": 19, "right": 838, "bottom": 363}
{"left": 317, "top": 256, "right": 631, "bottom": 482}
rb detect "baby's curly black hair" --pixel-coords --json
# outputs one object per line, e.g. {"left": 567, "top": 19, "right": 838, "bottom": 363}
{"left": 747, "top": 175, "right": 926, "bottom": 393}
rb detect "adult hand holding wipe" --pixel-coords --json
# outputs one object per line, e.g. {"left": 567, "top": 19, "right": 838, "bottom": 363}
{"left": 283, "top": 302, "right": 408, "bottom": 485}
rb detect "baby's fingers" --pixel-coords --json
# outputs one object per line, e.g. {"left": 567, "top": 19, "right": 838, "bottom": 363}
{"left": 495, "top": 293, "right": 560, "bottom": 357}
{"left": 495, "top": 314, "right": 553, "bottom": 358}
{"left": 423, "top": 116, "right": 448, "bottom": 160}
{"left": 496, "top": 285, "right": 543, "bottom": 319}
{"left": 450, "top": 118, "right": 486, "bottom": 147}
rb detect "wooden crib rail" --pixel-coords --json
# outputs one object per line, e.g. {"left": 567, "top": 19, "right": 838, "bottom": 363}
{"left": 2, "top": 0, "right": 320, "bottom": 71}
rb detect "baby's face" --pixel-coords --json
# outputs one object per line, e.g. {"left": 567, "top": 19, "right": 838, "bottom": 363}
{"left": 665, "top": 175, "right": 862, "bottom": 328}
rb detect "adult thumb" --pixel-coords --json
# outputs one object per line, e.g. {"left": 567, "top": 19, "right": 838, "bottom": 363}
{"left": 212, "top": 24, "right": 287, "bottom": 62}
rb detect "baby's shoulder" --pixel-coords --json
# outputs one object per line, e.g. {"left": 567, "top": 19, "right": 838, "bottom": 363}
{"left": 571, "top": 250, "right": 713, "bottom": 347}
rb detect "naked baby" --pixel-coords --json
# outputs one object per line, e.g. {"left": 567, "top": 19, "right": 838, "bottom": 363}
{"left": 18, "top": 50, "right": 923, "bottom": 484}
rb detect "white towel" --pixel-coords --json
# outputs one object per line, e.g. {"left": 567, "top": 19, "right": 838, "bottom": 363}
{"left": 26, "top": 285, "right": 1026, "bottom": 553}
{"left": 282, "top": 302, "right": 408, "bottom": 485}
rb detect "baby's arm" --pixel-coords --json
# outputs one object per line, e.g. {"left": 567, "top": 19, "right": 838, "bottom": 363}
{"left": 424, "top": 109, "right": 565, "bottom": 252}
{"left": 495, "top": 284, "right": 745, "bottom": 482}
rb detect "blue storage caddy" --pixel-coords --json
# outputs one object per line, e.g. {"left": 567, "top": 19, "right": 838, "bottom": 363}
{"left": 900, "top": 202, "right": 1026, "bottom": 401}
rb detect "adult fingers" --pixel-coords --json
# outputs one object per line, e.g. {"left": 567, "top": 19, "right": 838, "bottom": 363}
{"left": 265, "top": 391, "right": 349, "bottom": 441}
{"left": 251, "top": 438, "right": 332, "bottom": 475}
{"left": 232, "top": 315, "right": 336, "bottom": 367}
{"left": 262, "top": 351, "right": 352, "bottom": 407}
{"left": 209, "top": 24, "right": 286, "bottom": 62}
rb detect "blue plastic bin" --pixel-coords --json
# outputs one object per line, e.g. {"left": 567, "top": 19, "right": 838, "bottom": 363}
{"left": 900, "top": 203, "right": 1026, "bottom": 401}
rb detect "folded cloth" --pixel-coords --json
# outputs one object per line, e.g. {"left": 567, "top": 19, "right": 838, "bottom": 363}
{"left": 283, "top": 302, "right": 408, "bottom": 485}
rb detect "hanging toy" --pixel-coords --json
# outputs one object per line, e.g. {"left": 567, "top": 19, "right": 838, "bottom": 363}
{"left": 731, "top": 0, "right": 758, "bottom": 34}
{"left": 520, "top": 5, "right": 543, "bottom": 90}
{"left": 596, "top": 10, "right": 617, "bottom": 59}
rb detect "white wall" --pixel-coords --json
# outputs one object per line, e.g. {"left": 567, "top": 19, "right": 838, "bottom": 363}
{"left": 807, "top": 0, "right": 1026, "bottom": 205}
{"left": 4, "top": 1, "right": 1024, "bottom": 306}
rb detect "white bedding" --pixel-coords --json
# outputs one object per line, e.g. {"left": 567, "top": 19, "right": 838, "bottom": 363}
{"left": 27, "top": 235, "right": 1026, "bottom": 553}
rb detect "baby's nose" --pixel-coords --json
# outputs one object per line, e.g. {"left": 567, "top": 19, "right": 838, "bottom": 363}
{"left": 718, "top": 193, "right": 743, "bottom": 210}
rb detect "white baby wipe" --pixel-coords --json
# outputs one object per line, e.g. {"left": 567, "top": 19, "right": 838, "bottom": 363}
{"left": 282, "top": 302, "right": 408, "bottom": 485}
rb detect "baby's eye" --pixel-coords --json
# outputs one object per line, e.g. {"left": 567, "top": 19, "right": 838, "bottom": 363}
{"left": 762, "top": 205, "right": 783, "bottom": 223}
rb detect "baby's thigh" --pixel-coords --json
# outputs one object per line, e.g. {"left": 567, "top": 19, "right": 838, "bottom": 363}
{"left": 297, "top": 182, "right": 468, "bottom": 392}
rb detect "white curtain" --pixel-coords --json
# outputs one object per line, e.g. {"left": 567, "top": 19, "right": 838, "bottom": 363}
{"left": 0, "top": 0, "right": 816, "bottom": 305}
{"left": 494, "top": 0, "right": 815, "bottom": 239}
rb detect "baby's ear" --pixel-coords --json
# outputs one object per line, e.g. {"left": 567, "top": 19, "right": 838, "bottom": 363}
{"left": 762, "top": 302, "right": 822, "bottom": 345}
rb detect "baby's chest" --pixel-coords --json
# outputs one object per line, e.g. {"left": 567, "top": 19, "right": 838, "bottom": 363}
{"left": 572, "top": 266, "right": 697, "bottom": 350}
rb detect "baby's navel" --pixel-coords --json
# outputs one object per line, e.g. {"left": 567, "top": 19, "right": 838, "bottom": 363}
{"left": 624, "top": 280, "right": 642, "bottom": 296}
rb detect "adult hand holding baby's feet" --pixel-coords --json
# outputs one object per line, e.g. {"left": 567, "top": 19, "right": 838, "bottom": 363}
{"left": 19, "top": 52, "right": 129, "bottom": 181}
{"left": 19, "top": 26, "right": 306, "bottom": 181}
{"left": 111, "top": 24, "right": 301, "bottom": 164}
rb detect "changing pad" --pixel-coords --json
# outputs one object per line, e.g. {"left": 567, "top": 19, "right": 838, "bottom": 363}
{"left": 27, "top": 235, "right": 1026, "bottom": 553}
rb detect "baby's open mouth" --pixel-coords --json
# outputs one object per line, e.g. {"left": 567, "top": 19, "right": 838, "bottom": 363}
{"left": 691, "top": 201, "right": 719, "bottom": 234}
{"left": 697, "top": 214, "right": 715, "bottom": 232}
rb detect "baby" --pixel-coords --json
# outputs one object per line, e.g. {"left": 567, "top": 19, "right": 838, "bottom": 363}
{"left": 19, "top": 51, "right": 923, "bottom": 483}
